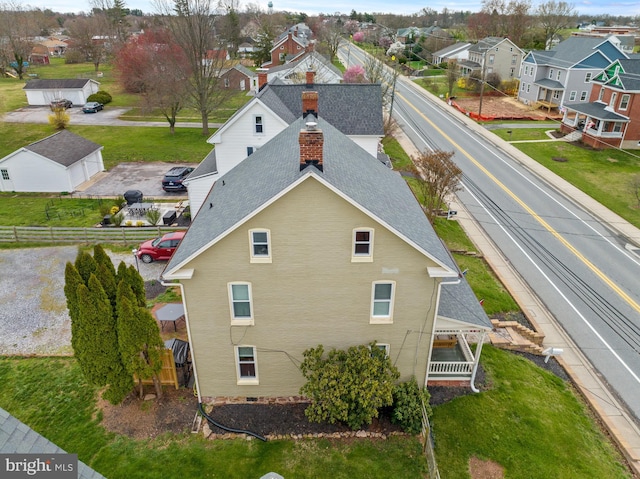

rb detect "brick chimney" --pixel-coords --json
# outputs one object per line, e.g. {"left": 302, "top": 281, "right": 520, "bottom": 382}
{"left": 258, "top": 72, "right": 267, "bottom": 91}
{"left": 302, "top": 90, "right": 318, "bottom": 118}
{"left": 306, "top": 70, "right": 315, "bottom": 85}
{"left": 299, "top": 121, "right": 323, "bottom": 171}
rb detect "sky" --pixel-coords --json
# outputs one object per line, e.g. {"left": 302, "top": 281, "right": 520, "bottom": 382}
{"left": 30, "top": 0, "right": 639, "bottom": 18}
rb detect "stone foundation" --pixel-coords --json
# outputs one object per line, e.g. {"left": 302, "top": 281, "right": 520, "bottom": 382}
{"left": 201, "top": 395, "right": 309, "bottom": 406}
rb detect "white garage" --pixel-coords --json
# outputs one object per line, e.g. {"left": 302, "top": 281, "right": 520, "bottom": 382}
{"left": 0, "top": 130, "right": 105, "bottom": 193}
{"left": 23, "top": 78, "right": 100, "bottom": 106}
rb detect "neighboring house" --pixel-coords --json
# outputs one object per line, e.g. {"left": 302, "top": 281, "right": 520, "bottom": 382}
{"left": 263, "top": 24, "right": 312, "bottom": 68}
{"left": 265, "top": 51, "right": 342, "bottom": 85}
{"left": 396, "top": 26, "right": 445, "bottom": 45}
{"left": 238, "top": 40, "right": 257, "bottom": 58}
{"left": 517, "top": 37, "right": 627, "bottom": 111}
{"left": 23, "top": 78, "right": 100, "bottom": 106}
{"left": 162, "top": 93, "right": 492, "bottom": 403}
{"left": 29, "top": 43, "right": 50, "bottom": 65}
{"left": 0, "top": 407, "right": 105, "bottom": 479}
{"left": 185, "top": 74, "right": 384, "bottom": 215}
{"left": 571, "top": 32, "right": 636, "bottom": 54}
{"left": 0, "top": 130, "right": 104, "bottom": 193}
{"left": 432, "top": 42, "right": 471, "bottom": 65}
{"left": 459, "top": 37, "right": 524, "bottom": 82}
{"left": 220, "top": 64, "right": 256, "bottom": 91}
{"left": 203, "top": 48, "right": 230, "bottom": 66}
{"left": 561, "top": 58, "right": 640, "bottom": 149}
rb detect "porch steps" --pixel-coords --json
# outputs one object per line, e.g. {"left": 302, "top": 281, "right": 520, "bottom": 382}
{"left": 489, "top": 319, "right": 546, "bottom": 355}
{"left": 563, "top": 130, "right": 582, "bottom": 142}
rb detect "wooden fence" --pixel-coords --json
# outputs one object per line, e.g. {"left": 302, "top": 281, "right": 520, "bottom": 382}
{"left": 0, "top": 225, "right": 182, "bottom": 244}
{"left": 137, "top": 348, "right": 179, "bottom": 389}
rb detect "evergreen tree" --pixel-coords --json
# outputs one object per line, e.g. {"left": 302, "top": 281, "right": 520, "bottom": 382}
{"left": 117, "top": 281, "right": 164, "bottom": 398}
{"left": 93, "top": 244, "right": 116, "bottom": 278}
{"left": 64, "top": 262, "right": 83, "bottom": 324}
{"left": 97, "top": 262, "right": 118, "bottom": 313}
{"left": 75, "top": 250, "right": 97, "bottom": 284}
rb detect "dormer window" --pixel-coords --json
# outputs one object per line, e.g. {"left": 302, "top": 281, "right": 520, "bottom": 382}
{"left": 352, "top": 228, "right": 374, "bottom": 262}
{"left": 249, "top": 229, "right": 271, "bottom": 263}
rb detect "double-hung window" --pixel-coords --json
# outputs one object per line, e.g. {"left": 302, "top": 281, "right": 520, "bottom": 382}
{"left": 585, "top": 72, "right": 592, "bottom": 82}
{"left": 352, "top": 228, "right": 374, "bottom": 262}
{"left": 249, "top": 229, "right": 271, "bottom": 263}
{"left": 370, "top": 281, "right": 395, "bottom": 323}
{"left": 0, "top": 169, "right": 9, "bottom": 180}
{"left": 569, "top": 91, "right": 577, "bottom": 101}
{"left": 620, "top": 94, "right": 630, "bottom": 111}
{"left": 580, "top": 91, "right": 587, "bottom": 101}
{"left": 236, "top": 346, "right": 258, "bottom": 384}
{"left": 228, "top": 282, "right": 253, "bottom": 324}
{"left": 254, "top": 115, "right": 264, "bottom": 134}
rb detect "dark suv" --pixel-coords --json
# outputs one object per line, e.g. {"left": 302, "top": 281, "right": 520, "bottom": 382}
{"left": 50, "top": 99, "right": 73, "bottom": 110}
{"left": 162, "top": 166, "right": 194, "bottom": 192}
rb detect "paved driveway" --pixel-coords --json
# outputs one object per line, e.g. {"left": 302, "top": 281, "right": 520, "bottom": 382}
{"left": 0, "top": 246, "right": 168, "bottom": 356}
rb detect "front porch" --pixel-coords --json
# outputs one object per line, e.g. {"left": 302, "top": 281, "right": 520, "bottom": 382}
{"left": 427, "top": 328, "right": 485, "bottom": 384}
{"left": 561, "top": 102, "right": 629, "bottom": 149}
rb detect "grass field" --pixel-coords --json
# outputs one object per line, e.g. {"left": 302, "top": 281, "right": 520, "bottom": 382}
{"left": 0, "top": 347, "right": 630, "bottom": 478}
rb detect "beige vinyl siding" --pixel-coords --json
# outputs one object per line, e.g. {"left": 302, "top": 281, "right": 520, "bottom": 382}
{"left": 181, "top": 177, "right": 443, "bottom": 398}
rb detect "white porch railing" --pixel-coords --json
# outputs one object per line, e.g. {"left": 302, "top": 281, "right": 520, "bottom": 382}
{"left": 429, "top": 361, "right": 474, "bottom": 375}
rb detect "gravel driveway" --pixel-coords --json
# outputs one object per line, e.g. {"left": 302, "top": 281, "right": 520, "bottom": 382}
{"left": 0, "top": 246, "right": 167, "bottom": 356}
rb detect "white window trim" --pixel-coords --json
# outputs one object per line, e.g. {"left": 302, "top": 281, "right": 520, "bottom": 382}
{"left": 585, "top": 72, "right": 592, "bottom": 82}
{"left": 254, "top": 115, "right": 264, "bottom": 134}
{"left": 235, "top": 345, "right": 259, "bottom": 385}
{"left": 580, "top": 91, "right": 587, "bottom": 101}
{"left": 370, "top": 281, "right": 395, "bottom": 324}
{"left": 620, "top": 94, "right": 630, "bottom": 111}
{"left": 249, "top": 229, "right": 272, "bottom": 263}
{"left": 351, "top": 228, "right": 374, "bottom": 262}
{"left": 228, "top": 282, "right": 254, "bottom": 325}
{"left": 372, "top": 343, "right": 390, "bottom": 357}
{"left": 569, "top": 91, "right": 577, "bottom": 101}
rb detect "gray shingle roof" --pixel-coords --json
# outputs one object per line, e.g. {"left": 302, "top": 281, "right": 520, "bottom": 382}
{"left": 257, "top": 83, "right": 384, "bottom": 135}
{"left": 528, "top": 37, "right": 621, "bottom": 69}
{"left": 438, "top": 279, "right": 493, "bottom": 329}
{"left": 563, "top": 101, "right": 630, "bottom": 121}
{"left": 534, "top": 78, "right": 564, "bottom": 89}
{"left": 0, "top": 407, "right": 105, "bottom": 479}
{"left": 188, "top": 148, "right": 218, "bottom": 179}
{"left": 23, "top": 78, "right": 96, "bottom": 90}
{"left": 24, "top": 130, "right": 102, "bottom": 167}
{"left": 165, "top": 116, "right": 457, "bottom": 276}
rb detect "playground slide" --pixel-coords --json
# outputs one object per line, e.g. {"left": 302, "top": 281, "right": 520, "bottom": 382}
{"left": 5, "top": 71, "right": 17, "bottom": 78}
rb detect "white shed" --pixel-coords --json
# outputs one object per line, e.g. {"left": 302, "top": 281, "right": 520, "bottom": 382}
{"left": 23, "top": 78, "right": 100, "bottom": 106}
{"left": 0, "top": 130, "right": 105, "bottom": 193}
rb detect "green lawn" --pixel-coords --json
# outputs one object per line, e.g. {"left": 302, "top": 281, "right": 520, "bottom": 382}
{"left": 0, "top": 357, "right": 428, "bottom": 479}
{"left": 0, "top": 123, "right": 213, "bottom": 170}
{"left": 0, "top": 349, "right": 630, "bottom": 479}
{"left": 433, "top": 346, "right": 631, "bottom": 478}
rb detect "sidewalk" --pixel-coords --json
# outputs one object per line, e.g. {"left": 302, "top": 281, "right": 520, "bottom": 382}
{"left": 394, "top": 122, "right": 640, "bottom": 475}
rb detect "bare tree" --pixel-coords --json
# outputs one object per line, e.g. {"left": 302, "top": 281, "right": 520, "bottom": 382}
{"left": 536, "top": 1, "right": 576, "bottom": 49}
{"left": 411, "top": 149, "right": 462, "bottom": 223}
{"left": 0, "top": 1, "right": 39, "bottom": 79}
{"left": 66, "top": 14, "right": 110, "bottom": 71}
{"left": 446, "top": 60, "right": 459, "bottom": 99}
{"left": 630, "top": 174, "right": 640, "bottom": 208}
{"left": 155, "top": 0, "right": 235, "bottom": 136}
{"left": 318, "top": 19, "right": 344, "bottom": 63}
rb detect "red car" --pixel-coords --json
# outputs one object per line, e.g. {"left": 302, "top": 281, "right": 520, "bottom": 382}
{"left": 136, "top": 231, "right": 186, "bottom": 263}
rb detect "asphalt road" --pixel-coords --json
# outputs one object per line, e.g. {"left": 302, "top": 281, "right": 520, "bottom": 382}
{"left": 340, "top": 44, "right": 640, "bottom": 423}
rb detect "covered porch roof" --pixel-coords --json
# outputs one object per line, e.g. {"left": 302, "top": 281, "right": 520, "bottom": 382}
{"left": 563, "top": 101, "right": 629, "bottom": 122}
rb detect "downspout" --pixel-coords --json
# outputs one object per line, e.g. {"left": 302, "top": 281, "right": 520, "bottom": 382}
{"left": 469, "top": 331, "right": 486, "bottom": 393}
{"left": 161, "top": 280, "right": 202, "bottom": 403}
{"left": 424, "top": 275, "right": 461, "bottom": 388}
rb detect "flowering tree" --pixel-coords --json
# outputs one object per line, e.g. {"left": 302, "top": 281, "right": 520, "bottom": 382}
{"left": 352, "top": 31, "right": 365, "bottom": 43}
{"left": 343, "top": 64, "right": 367, "bottom": 83}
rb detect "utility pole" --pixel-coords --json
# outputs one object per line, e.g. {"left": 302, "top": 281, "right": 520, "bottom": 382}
{"left": 477, "top": 48, "right": 488, "bottom": 120}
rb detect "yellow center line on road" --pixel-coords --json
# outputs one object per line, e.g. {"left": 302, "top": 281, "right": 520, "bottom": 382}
{"left": 398, "top": 90, "right": 640, "bottom": 314}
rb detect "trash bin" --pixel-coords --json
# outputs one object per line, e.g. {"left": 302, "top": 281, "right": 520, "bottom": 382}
{"left": 101, "top": 214, "right": 112, "bottom": 226}
{"left": 163, "top": 210, "right": 177, "bottom": 225}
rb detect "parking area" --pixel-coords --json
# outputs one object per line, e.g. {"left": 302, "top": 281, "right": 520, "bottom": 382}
{"left": 77, "top": 162, "right": 192, "bottom": 199}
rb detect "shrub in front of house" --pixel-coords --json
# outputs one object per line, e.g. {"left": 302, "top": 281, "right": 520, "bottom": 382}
{"left": 391, "top": 377, "right": 432, "bottom": 434}
{"left": 88, "top": 90, "right": 113, "bottom": 105}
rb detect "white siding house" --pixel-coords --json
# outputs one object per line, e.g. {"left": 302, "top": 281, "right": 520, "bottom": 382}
{"left": 0, "top": 131, "right": 104, "bottom": 193}
{"left": 23, "top": 78, "right": 100, "bottom": 106}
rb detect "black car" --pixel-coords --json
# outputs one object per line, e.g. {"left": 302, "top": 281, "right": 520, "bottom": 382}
{"left": 82, "top": 102, "right": 104, "bottom": 113}
{"left": 50, "top": 99, "right": 73, "bottom": 110}
{"left": 162, "top": 167, "right": 194, "bottom": 192}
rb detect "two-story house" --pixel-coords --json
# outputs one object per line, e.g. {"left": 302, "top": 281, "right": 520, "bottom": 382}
{"left": 517, "top": 37, "right": 627, "bottom": 112}
{"left": 561, "top": 58, "right": 640, "bottom": 149}
{"left": 162, "top": 91, "right": 492, "bottom": 404}
{"left": 262, "top": 23, "right": 313, "bottom": 68}
{"left": 264, "top": 51, "right": 342, "bottom": 85}
{"left": 184, "top": 73, "right": 384, "bottom": 215}
{"left": 459, "top": 37, "right": 524, "bottom": 82}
